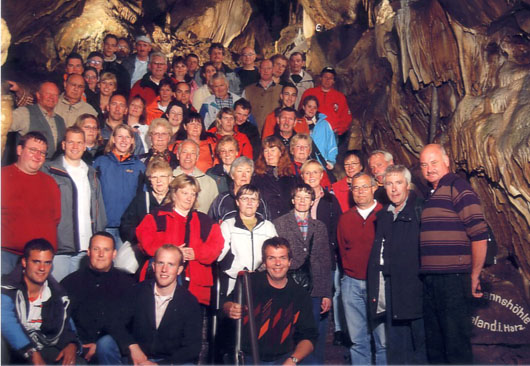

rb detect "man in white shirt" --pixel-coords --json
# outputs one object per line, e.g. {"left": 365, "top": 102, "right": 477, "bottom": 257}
{"left": 43, "top": 126, "right": 107, "bottom": 281}
{"left": 123, "top": 35, "right": 153, "bottom": 88}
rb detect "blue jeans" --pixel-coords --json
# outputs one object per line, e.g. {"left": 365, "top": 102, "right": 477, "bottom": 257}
{"left": 332, "top": 268, "right": 346, "bottom": 332}
{"left": 341, "top": 275, "right": 386, "bottom": 365}
{"left": 95, "top": 335, "right": 125, "bottom": 365}
{"left": 1, "top": 250, "right": 20, "bottom": 275}
{"left": 105, "top": 227, "right": 124, "bottom": 251}
{"left": 52, "top": 252, "right": 87, "bottom": 282}
{"left": 310, "top": 297, "right": 329, "bottom": 364}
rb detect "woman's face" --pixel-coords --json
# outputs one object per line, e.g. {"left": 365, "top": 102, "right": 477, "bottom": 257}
{"left": 303, "top": 100, "right": 318, "bottom": 119}
{"left": 218, "top": 141, "right": 238, "bottom": 166}
{"left": 99, "top": 79, "right": 117, "bottom": 97}
{"left": 204, "top": 65, "right": 217, "bottom": 83}
{"left": 88, "top": 56, "right": 104, "bottom": 72}
{"left": 172, "top": 184, "right": 197, "bottom": 212}
{"left": 150, "top": 125, "right": 171, "bottom": 153}
{"left": 344, "top": 155, "right": 362, "bottom": 178}
{"left": 113, "top": 127, "right": 133, "bottom": 155}
{"left": 231, "top": 164, "right": 253, "bottom": 188}
{"left": 80, "top": 118, "right": 99, "bottom": 146}
{"left": 173, "top": 62, "right": 188, "bottom": 79}
{"left": 184, "top": 119, "right": 202, "bottom": 139}
{"left": 219, "top": 113, "right": 235, "bottom": 134}
{"left": 159, "top": 84, "right": 174, "bottom": 103}
{"left": 84, "top": 70, "right": 98, "bottom": 91}
{"left": 292, "top": 139, "right": 311, "bottom": 163}
{"left": 167, "top": 105, "right": 184, "bottom": 127}
{"left": 263, "top": 145, "right": 281, "bottom": 167}
{"left": 301, "top": 163, "right": 323, "bottom": 189}
{"left": 149, "top": 169, "right": 171, "bottom": 195}
{"left": 128, "top": 99, "right": 145, "bottom": 119}
{"left": 236, "top": 191, "right": 260, "bottom": 218}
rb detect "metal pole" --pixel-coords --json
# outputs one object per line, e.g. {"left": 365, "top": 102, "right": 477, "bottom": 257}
{"left": 242, "top": 272, "right": 259, "bottom": 365}
{"left": 234, "top": 275, "right": 243, "bottom": 365}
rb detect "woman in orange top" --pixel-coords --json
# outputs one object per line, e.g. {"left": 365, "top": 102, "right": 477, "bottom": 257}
{"left": 145, "top": 78, "right": 176, "bottom": 124}
{"left": 207, "top": 108, "right": 253, "bottom": 159}
{"left": 170, "top": 112, "right": 217, "bottom": 173}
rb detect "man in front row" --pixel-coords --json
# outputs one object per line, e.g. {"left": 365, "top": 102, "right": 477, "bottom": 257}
{"left": 110, "top": 244, "right": 202, "bottom": 364}
{"left": 1, "top": 239, "right": 82, "bottom": 365}
{"left": 61, "top": 232, "right": 134, "bottom": 364}
{"left": 224, "top": 237, "right": 318, "bottom": 365}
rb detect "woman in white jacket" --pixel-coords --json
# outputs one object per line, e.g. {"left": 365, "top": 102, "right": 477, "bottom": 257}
{"left": 218, "top": 184, "right": 277, "bottom": 295}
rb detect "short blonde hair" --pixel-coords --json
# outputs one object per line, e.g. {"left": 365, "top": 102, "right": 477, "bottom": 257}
{"left": 100, "top": 72, "right": 117, "bottom": 84}
{"left": 300, "top": 159, "right": 324, "bottom": 173}
{"left": 148, "top": 118, "right": 172, "bottom": 135}
{"left": 290, "top": 133, "right": 312, "bottom": 155}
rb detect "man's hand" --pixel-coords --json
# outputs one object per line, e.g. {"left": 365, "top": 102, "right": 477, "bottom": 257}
{"left": 283, "top": 356, "right": 297, "bottom": 366}
{"left": 179, "top": 245, "right": 195, "bottom": 261}
{"left": 325, "top": 162, "right": 334, "bottom": 171}
{"left": 471, "top": 274, "right": 483, "bottom": 298}
{"left": 320, "top": 297, "right": 332, "bottom": 314}
{"left": 82, "top": 343, "right": 97, "bottom": 361}
{"left": 129, "top": 343, "right": 155, "bottom": 366}
{"left": 30, "top": 350, "right": 46, "bottom": 366}
{"left": 223, "top": 301, "right": 243, "bottom": 319}
{"left": 8, "top": 81, "right": 20, "bottom": 92}
{"left": 55, "top": 343, "right": 77, "bottom": 365}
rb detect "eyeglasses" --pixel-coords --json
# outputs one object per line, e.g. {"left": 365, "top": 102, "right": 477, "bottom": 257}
{"left": 352, "top": 185, "right": 373, "bottom": 192}
{"left": 89, "top": 60, "right": 102, "bottom": 65}
{"left": 238, "top": 196, "right": 259, "bottom": 203}
{"left": 149, "top": 175, "right": 170, "bottom": 181}
{"left": 25, "top": 147, "right": 47, "bottom": 158}
{"left": 151, "top": 132, "right": 170, "bottom": 138}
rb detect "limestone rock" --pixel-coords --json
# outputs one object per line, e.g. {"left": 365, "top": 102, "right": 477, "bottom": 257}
{"left": 1, "top": 19, "right": 11, "bottom": 66}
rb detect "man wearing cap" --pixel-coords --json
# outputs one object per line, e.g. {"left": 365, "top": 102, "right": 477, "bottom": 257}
{"left": 123, "top": 35, "right": 153, "bottom": 88}
{"left": 300, "top": 67, "right": 352, "bottom": 136}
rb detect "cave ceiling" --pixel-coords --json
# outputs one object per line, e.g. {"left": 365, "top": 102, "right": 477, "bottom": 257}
{"left": 1, "top": 0, "right": 529, "bottom": 280}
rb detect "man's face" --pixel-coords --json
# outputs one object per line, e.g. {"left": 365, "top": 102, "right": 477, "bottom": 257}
{"left": 236, "top": 191, "right": 260, "bottom": 218}
{"left": 152, "top": 249, "right": 183, "bottom": 289}
{"left": 320, "top": 72, "right": 335, "bottom": 91}
{"left": 420, "top": 145, "right": 450, "bottom": 188}
{"left": 22, "top": 250, "right": 53, "bottom": 286}
{"left": 175, "top": 83, "right": 191, "bottom": 104}
{"left": 240, "top": 48, "right": 256, "bottom": 67}
{"left": 149, "top": 56, "right": 167, "bottom": 80}
{"left": 16, "top": 138, "right": 47, "bottom": 174}
{"left": 210, "top": 48, "right": 224, "bottom": 65}
{"left": 384, "top": 172, "right": 410, "bottom": 209}
{"left": 292, "top": 189, "right": 314, "bottom": 214}
{"left": 212, "top": 78, "right": 229, "bottom": 99}
{"left": 259, "top": 60, "right": 273, "bottom": 82}
{"left": 272, "top": 58, "right": 288, "bottom": 78}
{"left": 277, "top": 111, "right": 296, "bottom": 135}
{"left": 369, "top": 153, "right": 393, "bottom": 184}
{"left": 66, "top": 58, "right": 83, "bottom": 75}
{"left": 289, "top": 54, "right": 303, "bottom": 74}
{"left": 117, "top": 39, "right": 131, "bottom": 58}
{"left": 280, "top": 87, "right": 297, "bottom": 108}
{"left": 264, "top": 245, "right": 291, "bottom": 286}
{"left": 234, "top": 106, "right": 250, "bottom": 125}
{"left": 178, "top": 141, "right": 198, "bottom": 171}
{"left": 103, "top": 37, "right": 118, "bottom": 58}
{"left": 186, "top": 56, "right": 199, "bottom": 73}
{"left": 64, "top": 75, "right": 85, "bottom": 103}
{"left": 302, "top": 163, "right": 323, "bottom": 189}
{"left": 88, "top": 235, "right": 116, "bottom": 272}
{"left": 108, "top": 95, "right": 128, "bottom": 122}
{"left": 62, "top": 131, "right": 86, "bottom": 162}
{"left": 136, "top": 41, "right": 152, "bottom": 58}
{"left": 352, "top": 175, "right": 377, "bottom": 209}
{"left": 36, "top": 82, "right": 60, "bottom": 112}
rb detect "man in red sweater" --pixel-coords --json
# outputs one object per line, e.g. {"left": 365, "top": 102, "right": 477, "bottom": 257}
{"left": 300, "top": 67, "right": 352, "bottom": 136}
{"left": 337, "top": 172, "right": 386, "bottom": 365}
{"left": 1, "top": 132, "right": 61, "bottom": 274}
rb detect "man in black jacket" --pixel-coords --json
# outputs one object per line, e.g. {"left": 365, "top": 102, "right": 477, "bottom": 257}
{"left": 110, "top": 244, "right": 202, "bottom": 365}
{"left": 61, "top": 232, "right": 134, "bottom": 364}
{"left": 367, "top": 165, "right": 427, "bottom": 364}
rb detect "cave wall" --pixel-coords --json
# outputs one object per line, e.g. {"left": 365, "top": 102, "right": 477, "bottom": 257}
{"left": 1, "top": 0, "right": 529, "bottom": 281}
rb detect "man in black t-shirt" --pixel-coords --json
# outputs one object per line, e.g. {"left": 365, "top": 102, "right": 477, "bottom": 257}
{"left": 223, "top": 237, "right": 318, "bottom": 365}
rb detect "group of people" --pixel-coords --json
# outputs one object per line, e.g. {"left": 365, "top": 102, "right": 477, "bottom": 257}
{"left": 2, "top": 31, "right": 489, "bottom": 366}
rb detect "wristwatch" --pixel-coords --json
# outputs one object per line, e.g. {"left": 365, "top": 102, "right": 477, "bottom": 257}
{"left": 289, "top": 356, "right": 298, "bottom": 364}
{"left": 23, "top": 347, "right": 37, "bottom": 360}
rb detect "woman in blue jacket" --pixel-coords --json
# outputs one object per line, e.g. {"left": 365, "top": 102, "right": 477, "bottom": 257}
{"left": 94, "top": 124, "right": 145, "bottom": 249}
{"left": 300, "top": 95, "right": 338, "bottom": 170}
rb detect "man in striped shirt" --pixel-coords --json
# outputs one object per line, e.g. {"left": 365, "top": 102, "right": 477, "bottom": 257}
{"left": 419, "top": 144, "right": 488, "bottom": 364}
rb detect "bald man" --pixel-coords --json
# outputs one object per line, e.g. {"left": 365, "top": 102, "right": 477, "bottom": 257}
{"left": 235, "top": 46, "right": 259, "bottom": 89}
{"left": 419, "top": 143, "right": 488, "bottom": 364}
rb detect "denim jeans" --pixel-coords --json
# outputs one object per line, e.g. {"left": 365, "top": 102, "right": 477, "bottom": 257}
{"left": 311, "top": 297, "right": 329, "bottom": 364}
{"left": 105, "top": 227, "right": 124, "bottom": 251}
{"left": 52, "top": 252, "right": 87, "bottom": 282}
{"left": 341, "top": 275, "right": 386, "bottom": 365}
{"left": 95, "top": 335, "right": 125, "bottom": 365}
{"left": 332, "top": 268, "right": 346, "bottom": 332}
{"left": 1, "top": 250, "right": 20, "bottom": 275}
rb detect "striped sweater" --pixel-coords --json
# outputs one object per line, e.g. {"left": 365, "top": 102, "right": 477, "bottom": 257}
{"left": 420, "top": 173, "right": 488, "bottom": 273}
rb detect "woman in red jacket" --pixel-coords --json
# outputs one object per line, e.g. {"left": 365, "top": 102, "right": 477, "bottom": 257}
{"left": 136, "top": 174, "right": 224, "bottom": 305}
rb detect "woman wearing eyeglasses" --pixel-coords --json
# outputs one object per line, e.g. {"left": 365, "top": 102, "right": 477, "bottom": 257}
{"left": 332, "top": 150, "right": 364, "bottom": 213}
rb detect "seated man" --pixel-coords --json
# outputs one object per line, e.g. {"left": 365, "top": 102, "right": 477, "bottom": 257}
{"left": 224, "top": 237, "right": 318, "bottom": 365}
{"left": 1, "top": 239, "right": 82, "bottom": 365}
{"left": 110, "top": 244, "right": 202, "bottom": 364}
{"left": 61, "top": 232, "right": 135, "bottom": 364}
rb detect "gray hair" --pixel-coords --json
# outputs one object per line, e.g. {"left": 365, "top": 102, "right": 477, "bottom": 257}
{"left": 177, "top": 139, "right": 200, "bottom": 158}
{"left": 351, "top": 172, "right": 377, "bottom": 187}
{"left": 369, "top": 150, "right": 393, "bottom": 163}
{"left": 149, "top": 52, "right": 167, "bottom": 63}
{"left": 148, "top": 118, "right": 171, "bottom": 135}
{"left": 208, "top": 72, "right": 228, "bottom": 88}
{"left": 230, "top": 156, "right": 254, "bottom": 176}
{"left": 383, "top": 165, "right": 411, "bottom": 184}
